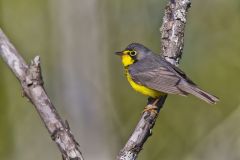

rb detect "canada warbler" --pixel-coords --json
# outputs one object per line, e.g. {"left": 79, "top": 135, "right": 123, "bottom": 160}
{"left": 115, "top": 43, "right": 219, "bottom": 104}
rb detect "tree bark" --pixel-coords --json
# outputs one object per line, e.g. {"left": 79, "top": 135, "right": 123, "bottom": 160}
{"left": 0, "top": 28, "right": 84, "bottom": 160}
{"left": 116, "top": 0, "right": 191, "bottom": 159}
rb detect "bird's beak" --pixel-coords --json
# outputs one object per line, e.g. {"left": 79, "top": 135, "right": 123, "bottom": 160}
{"left": 115, "top": 51, "right": 123, "bottom": 56}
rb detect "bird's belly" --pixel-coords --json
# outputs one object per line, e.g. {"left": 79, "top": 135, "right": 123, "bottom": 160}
{"left": 126, "top": 71, "right": 164, "bottom": 98}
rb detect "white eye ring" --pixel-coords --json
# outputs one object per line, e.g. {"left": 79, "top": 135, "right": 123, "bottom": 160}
{"left": 129, "top": 51, "right": 137, "bottom": 56}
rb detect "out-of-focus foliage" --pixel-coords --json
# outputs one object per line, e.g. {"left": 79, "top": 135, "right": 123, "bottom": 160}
{"left": 0, "top": 0, "right": 240, "bottom": 160}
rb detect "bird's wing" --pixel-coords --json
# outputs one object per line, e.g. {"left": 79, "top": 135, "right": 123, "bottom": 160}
{"left": 164, "top": 61, "right": 196, "bottom": 85}
{"left": 129, "top": 58, "right": 189, "bottom": 95}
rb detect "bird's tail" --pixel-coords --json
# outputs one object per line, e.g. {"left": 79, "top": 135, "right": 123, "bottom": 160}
{"left": 181, "top": 84, "right": 219, "bottom": 104}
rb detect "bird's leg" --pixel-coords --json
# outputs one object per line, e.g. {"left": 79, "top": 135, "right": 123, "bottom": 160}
{"left": 147, "top": 97, "right": 156, "bottom": 105}
{"left": 143, "top": 97, "right": 159, "bottom": 114}
{"left": 143, "top": 105, "right": 158, "bottom": 113}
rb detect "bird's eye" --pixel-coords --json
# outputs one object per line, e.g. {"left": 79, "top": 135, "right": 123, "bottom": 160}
{"left": 129, "top": 51, "right": 137, "bottom": 56}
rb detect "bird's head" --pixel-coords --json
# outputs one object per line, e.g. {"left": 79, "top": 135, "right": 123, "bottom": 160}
{"left": 115, "top": 43, "right": 151, "bottom": 67}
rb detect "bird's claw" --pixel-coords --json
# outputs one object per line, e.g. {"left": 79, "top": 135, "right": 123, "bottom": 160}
{"left": 143, "top": 105, "right": 158, "bottom": 114}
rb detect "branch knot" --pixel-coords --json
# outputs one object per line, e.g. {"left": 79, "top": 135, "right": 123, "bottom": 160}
{"left": 25, "top": 56, "right": 44, "bottom": 87}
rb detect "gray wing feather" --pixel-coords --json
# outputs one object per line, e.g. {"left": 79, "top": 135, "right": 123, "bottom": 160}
{"left": 128, "top": 54, "right": 219, "bottom": 104}
{"left": 129, "top": 57, "right": 188, "bottom": 95}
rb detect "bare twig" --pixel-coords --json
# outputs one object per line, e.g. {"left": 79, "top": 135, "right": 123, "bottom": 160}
{"left": 0, "top": 28, "right": 84, "bottom": 160}
{"left": 161, "top": 0, "right": 191, "bottom": 63}
{"left": 117, "top": 0, "right": 191, "bottom": 159}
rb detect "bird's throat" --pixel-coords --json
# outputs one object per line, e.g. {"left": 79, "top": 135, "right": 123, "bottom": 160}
{"left": 121, "top": 55, "right": 134, "bottom": 67}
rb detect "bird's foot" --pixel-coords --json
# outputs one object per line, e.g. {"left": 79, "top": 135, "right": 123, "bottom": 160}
{"left": 143, "top": 105, "right": 158, "bottom": 114}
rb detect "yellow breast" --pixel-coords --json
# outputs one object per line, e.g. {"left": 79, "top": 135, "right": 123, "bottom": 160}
{"left": 126, "top": 70, "right": 164, "bottom": 98}
{"left": 121, "top": 54, "right": 164, "bottom": 98}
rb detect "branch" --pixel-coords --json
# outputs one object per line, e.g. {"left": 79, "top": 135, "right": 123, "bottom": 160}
{"left": 161, "top": 0, "right": 191, "bottom": 63}
{"left": 0, "top": 28, "right": 84, "bottom": 160}
{"left": 116, "top": 0, "right": 191, "bottom": 159}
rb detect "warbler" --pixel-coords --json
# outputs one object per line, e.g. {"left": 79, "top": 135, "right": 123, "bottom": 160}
{"left": 115, "top": 43, "right": 219, "bottom": 104}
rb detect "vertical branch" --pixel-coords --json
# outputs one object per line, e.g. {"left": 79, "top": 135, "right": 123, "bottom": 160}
{"left": 116, "top": 0, "right": 191, "bottom": 160}
{"left": 0, "top": 28, "right": 84, "bottom": 160}
{"left": 161, "top": 0, "right": 191, "bottom": 64}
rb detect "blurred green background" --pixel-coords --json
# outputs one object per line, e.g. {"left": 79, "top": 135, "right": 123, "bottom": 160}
{"left": 0, "top": 0, "right": 240, "bottom": 160}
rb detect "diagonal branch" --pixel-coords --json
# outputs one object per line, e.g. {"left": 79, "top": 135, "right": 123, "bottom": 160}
{"left": 116, "top": 0, "right": 191, "bottom": 159}
{"left": 0, "top": 28, "right": 84, "bottom": 160}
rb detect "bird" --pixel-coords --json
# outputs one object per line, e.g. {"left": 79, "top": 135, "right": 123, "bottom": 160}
{"left": 115, "top": 43, "right": 219, "bottom": 105}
